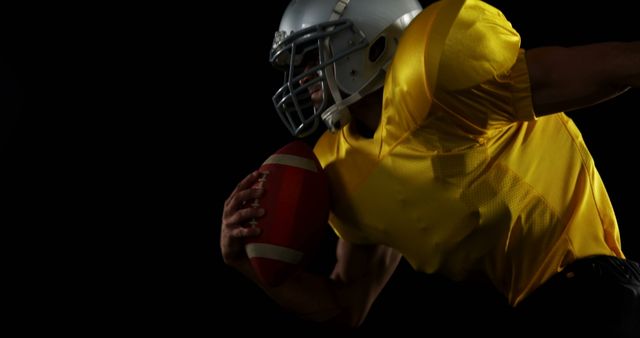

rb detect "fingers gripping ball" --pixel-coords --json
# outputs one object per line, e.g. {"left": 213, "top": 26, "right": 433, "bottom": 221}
{"left": 245, "top": 141, "right": 330, "bottom": 287}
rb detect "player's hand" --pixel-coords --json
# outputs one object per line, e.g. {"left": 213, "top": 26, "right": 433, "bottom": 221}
{"left": 221, "top": 171, "right": 265, "bottom": 268}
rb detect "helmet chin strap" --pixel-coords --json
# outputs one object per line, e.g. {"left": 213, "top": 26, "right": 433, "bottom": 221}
{"left": 321, "top": 49, "right": 349, "bottom": 132}
{"left": 321, "top": 60, "right": 388, "bottom": 132}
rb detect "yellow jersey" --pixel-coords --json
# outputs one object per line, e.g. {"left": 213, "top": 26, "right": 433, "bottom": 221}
{"left": 314, "top": 0, "right": 624, "bottom": 306}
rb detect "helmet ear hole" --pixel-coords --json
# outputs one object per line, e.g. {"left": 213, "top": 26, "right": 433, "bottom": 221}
{"left": 368, "top": 36, "right": 386, "bottom": 62}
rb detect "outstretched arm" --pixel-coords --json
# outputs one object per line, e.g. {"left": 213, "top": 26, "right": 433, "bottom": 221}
{"left": 526, "top": 41, "right": 640, "bottom": 116}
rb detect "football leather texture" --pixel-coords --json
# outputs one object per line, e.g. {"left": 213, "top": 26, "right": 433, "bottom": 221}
{"left": 245, "top": 141, "right": 330, "bottom": 287}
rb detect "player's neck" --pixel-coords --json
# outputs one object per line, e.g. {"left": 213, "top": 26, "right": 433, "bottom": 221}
{"left": 350, "top": 118, "right": 373, "bottom": 138}
{"left": 350, "top": 89, "right": 382, "bottom": 139}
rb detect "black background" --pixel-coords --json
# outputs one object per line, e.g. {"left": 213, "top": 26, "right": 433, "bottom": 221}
{"left": 1, "top": 0, "right": 638, "bottom": 334}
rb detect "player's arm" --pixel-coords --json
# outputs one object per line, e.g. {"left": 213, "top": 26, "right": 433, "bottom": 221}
{"left": 526, "top": 41, "right": 640, "bottom": 116}
{"left": 221, "top": 171, "right": 401, "bottom": 328}
{"left": 254, "top": 240, "right": 401, "bottom": 328}
{"left": 328, "top": 239, "right": 402, "bottom": 327}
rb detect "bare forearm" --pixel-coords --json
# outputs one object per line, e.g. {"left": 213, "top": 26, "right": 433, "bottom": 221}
{"left": 527, "top": 41, "right": 640, "bottom": 115}
{"left": 617, "top": 42, "right": 640, "bottom": 87}
{"left": 594, "top": 41, "right": 640, "bottom": 89}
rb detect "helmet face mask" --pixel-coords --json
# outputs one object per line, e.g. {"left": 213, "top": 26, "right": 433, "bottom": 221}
{"left": 270, "top": 0, "right": 422, "bottom": 137}
{"left": 270, "top": 19, "right": 367, "bottom": 137}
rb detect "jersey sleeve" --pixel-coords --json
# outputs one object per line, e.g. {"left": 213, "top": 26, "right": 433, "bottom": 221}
{"left": 437, "top": 0, "right": 521, "bottom": 91}
{"left": 381, "top": 0, "right": 534, "bottom": 145}
{"left": 433, "top": 0, "right": 537, "bottom": 129}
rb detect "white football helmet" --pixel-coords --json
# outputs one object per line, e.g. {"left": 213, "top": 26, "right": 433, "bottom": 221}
{"left": 270, "top": 0, "right": 422, "bottom": 137}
